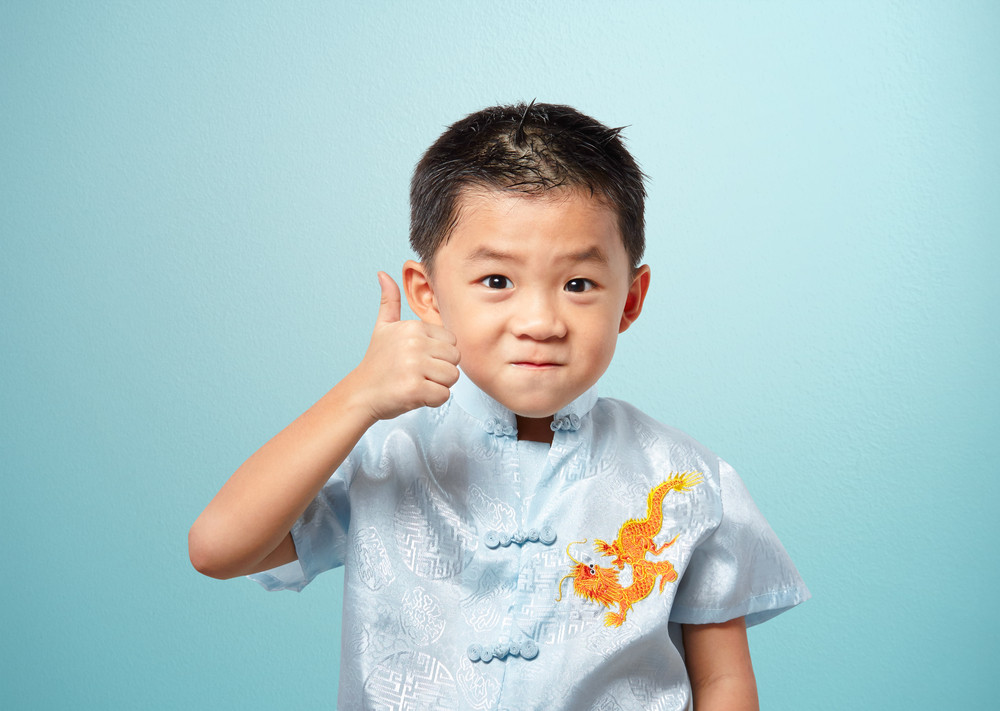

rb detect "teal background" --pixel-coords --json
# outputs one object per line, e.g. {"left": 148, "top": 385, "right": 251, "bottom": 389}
{"left": 2, "top": 1, "right": 997, "bottom": 708}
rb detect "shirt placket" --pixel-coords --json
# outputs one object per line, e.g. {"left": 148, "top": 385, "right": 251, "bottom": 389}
{"left": 497, "top": 430, "right": 583, "bottom": 709}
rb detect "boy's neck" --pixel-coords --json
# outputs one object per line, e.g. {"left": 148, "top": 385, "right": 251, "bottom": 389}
{"left": 516, "top": 415, "right": 554, "bottom": 445}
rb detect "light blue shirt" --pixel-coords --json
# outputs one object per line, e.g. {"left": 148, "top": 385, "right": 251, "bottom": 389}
{"left": 251, "top": 374, "right": 809, "bottom": 710}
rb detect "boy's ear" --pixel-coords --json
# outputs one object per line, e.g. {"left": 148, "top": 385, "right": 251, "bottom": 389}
{"left": 402, "top": 259, "right": 443, "bottom": 325}
{"left": 619, "top": 264, "right": 651, "bottom": 333}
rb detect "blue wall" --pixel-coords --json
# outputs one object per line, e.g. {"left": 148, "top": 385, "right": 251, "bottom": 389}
{"left": 2, "top": 2, "right": 997, "bottom": 708}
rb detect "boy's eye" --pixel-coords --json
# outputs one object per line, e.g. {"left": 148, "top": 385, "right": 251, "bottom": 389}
{"left": 565, "top": 278, "right": 595, "bottom": 293}
{"left": 481, "top": 275, "right": 513, "bottom": 289}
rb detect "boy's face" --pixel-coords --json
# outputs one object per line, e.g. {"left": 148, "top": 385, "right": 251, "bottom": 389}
{"left": 405, "top": 188, "right": 649, "bottom": 422}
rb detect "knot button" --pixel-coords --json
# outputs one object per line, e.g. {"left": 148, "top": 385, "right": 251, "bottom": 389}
{"left": 467, "top": 638, "right": 538, "bottom": 663}
{"left": 539, "top": 525, "right": 557, "bottom": 545}
{"left": 483, "top": 527, "right": 555, "bottom": 549}
{"left": 484, "top": 417, "right": 515, "bottom": 437}
{"left": 550, "top": 413, "right": 581, "bottom": 431}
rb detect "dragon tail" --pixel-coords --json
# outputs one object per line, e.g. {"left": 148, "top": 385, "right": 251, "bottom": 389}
{"left": 646, "top": 472, "right": 703, "bottom": 527}
{"left": 664, "top": 471, "right": 703, "bottom": 494}
{"left": 644, "top": 481, "right": 671, "bottom": 531}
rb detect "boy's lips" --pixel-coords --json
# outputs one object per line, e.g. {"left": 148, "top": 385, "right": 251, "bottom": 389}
{"left": 511, "top": 361, "right": 563, "bottom": 369}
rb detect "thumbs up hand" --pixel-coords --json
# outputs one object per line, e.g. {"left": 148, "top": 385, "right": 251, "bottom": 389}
{"left": 349, "top": 271, "right": 461, "bottom": 423}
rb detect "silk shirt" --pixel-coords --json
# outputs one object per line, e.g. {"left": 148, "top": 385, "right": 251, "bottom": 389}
{"left": 251, "top": 374, "right": 809, "bottom": 710}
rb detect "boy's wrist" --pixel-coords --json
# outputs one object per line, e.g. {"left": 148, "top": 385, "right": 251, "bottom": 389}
{"left": 333, "top": 367, "right": 384, "bottom": 429}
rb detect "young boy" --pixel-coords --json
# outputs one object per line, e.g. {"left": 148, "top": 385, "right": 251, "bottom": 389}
{"left": 190, "top": 102, "right": 808, "bottom": 710}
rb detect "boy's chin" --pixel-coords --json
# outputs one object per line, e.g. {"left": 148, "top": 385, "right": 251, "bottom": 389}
{"left": 466, "top": 373, "right": 591, "bottom": 419}
{"left": 486, "top": 396, "right": 557, "bottom": 420}
{"left": 503, "top": 398, "right": 572, "bottom": 420}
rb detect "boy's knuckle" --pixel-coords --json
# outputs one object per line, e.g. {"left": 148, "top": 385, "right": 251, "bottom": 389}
{"left": 424, "top": 387, "right": 448, "bottom": 408}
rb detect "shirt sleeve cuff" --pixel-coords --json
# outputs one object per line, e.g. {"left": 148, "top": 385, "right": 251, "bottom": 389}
{"left": 246, "top": 517, "right": 315, "bottom": 592}
{"left": 670, "top": 583, "right": 811, "bottom": 627}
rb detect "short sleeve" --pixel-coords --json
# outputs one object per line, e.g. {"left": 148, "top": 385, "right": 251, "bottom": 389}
{"left": 247, "top": 457, "right": 353, "bottom": 592}
{"left": 670, "top": 461, "right": 809, "bottom": 627}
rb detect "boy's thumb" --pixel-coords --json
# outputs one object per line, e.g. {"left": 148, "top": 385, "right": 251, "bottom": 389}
{"left": 375, "top": 271, "right": 402, "bottom": 324}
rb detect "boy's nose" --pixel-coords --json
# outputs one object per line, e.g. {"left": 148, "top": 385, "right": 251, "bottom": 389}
{"left": 512, "top": 293, "right": 568, "bottom": 341}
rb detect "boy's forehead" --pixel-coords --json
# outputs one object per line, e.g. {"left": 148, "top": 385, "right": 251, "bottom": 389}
{"left": 444, "top": 187, "right": 626, "bottom": 255}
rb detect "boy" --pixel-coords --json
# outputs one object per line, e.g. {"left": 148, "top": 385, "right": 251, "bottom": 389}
{"left": 189, "top": 102, "right": 808, "bottom": 710}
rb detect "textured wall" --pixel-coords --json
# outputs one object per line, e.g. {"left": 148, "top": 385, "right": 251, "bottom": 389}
{"left": 2, "top": 2, "right": 997, "bottom": 708}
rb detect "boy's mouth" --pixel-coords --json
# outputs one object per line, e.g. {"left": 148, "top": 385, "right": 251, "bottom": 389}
{"left": 511, "top": 361, "right": 562, "bottom": 369}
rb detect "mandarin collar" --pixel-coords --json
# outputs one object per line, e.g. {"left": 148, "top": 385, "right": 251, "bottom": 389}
{"left": 450, "top": 371, "right": 598, "bottom": 438}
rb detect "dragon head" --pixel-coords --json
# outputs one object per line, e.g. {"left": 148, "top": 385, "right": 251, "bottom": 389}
{"left": 555, "top": 540, "right": 620, "bottom": 606}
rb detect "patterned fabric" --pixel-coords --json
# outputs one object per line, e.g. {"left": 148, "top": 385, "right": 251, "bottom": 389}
{"left": 251, "top": 374, "right": 809, "bottom": 710}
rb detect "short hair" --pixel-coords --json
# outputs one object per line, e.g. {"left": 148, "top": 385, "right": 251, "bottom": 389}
{"left": 410, "top": 102, "right": 646, "bottom": 269}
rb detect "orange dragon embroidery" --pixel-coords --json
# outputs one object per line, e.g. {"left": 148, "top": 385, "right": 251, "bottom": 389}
{"left": 556, "top": 472, "right": 702, "bottom": 627}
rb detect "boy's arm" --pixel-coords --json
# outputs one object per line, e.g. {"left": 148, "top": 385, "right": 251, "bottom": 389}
{"left": 682, "top": 617, "right": 759, "bottom": 711}
{"left": 188, "top": 272, "right": 460, "bottom": 580}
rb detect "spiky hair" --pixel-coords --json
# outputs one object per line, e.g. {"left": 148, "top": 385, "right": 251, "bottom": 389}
{"left": 410, "top": 102, "right": 647, "bottom": 268}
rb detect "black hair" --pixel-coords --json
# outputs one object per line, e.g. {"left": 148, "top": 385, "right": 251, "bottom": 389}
{"left": 410, "top": 102, "right": 646, "bottom": 269}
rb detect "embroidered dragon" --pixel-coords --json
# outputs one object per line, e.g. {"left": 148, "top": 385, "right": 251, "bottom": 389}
{"left": 556, "top": 472, "right": 702, "bottom": 627}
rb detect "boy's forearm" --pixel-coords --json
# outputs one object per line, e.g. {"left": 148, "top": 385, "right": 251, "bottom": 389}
{"left": 689, "top": 673, "right": 759, "bottom": 711}
{"left": 188, "top": 372, "right": 376, "bottom": 580}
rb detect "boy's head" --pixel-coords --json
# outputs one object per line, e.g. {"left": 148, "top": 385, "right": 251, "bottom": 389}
{"left": 402, "top": 103, "right": 651, "bottom": 434}
{"left": 409, "top": 102, "right": 646, "bottom": 271}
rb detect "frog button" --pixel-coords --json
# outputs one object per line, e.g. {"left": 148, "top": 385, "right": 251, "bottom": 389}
{"left": 526, "top": 528, "right": 540, "bottom": 543}
{"left": 493, "top": 642, "right": 509, "bottom": 659}
{"left": 484, "top": 531, "right": 500, "bottom": 549}
{"left": 480, "top": 646, "right": 494, "bottom": 663}
{"left": 511, "top": 530, "right": 526, "bottom": 545}
{"left": 520, "top": 639, "right": 539, "bottom": 660}
{"left": 539, "top": 526, "right": 557, "bottom": 546}
{"left": 498, "top": 531, "right": 512, "bottom": 547}
{"left": 507, "top": 640, "right": 520, "bottom": 657}
{"left": 467, "top": 643, "right": 483, "bottom": 662}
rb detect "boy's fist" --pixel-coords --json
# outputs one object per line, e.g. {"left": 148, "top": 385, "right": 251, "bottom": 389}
{"left": 351, "top": 272, "right": 461, "bottom": 422}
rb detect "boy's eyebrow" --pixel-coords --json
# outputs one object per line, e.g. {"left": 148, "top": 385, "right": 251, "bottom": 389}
{"left": 465, "top": 247, "right": 520, "bottom": 264}
{"left": 565, "top": 246, "right": 610, "bottom": 265}
{"left": 465, "top": 246, "right": 610, "bottom": 266}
